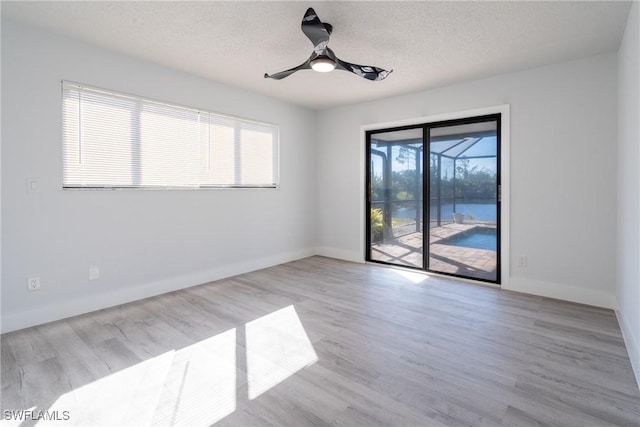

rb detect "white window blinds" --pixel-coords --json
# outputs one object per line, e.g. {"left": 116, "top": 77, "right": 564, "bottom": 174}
{"left": 62, "top": 81, "right": 279, "bottom": 189}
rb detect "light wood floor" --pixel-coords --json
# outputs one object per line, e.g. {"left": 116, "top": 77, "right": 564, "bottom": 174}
{"left": 2, "top": 256, "right": 639, "bottom": 426}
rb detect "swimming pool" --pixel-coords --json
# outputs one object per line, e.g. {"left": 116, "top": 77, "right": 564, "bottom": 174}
{"left": 439, "top": 227, "right": 497, "bottom": 251}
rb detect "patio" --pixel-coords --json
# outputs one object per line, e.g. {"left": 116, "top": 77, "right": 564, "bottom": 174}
{"left": 371, "top": 223, "right": 497, "bottom": 281}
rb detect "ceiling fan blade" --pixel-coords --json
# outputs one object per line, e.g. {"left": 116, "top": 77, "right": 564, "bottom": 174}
{"left": 333, "top": 56, "right": 393, "bottom": 81}
{"left": 301, "top": 7, "right": 332, "bottom": 51}
{"left": 264, "top": 57, "right": 312, "bottom": 80}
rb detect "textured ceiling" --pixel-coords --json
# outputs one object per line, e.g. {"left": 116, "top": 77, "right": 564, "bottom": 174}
{"left": 2, "top": 1, "right": 632, "bottom": 110}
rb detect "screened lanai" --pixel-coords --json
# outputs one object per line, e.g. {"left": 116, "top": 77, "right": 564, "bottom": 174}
{"left": 430, "top": 121, "right": 498, "bottom": 228}
{"left": 367, "top": 117, "right": 500, "bottom": 283}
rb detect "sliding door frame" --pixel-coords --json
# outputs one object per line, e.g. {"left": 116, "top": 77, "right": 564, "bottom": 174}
{"left": 363, "top": 105, "right": 510, "bottom": 286}
{"left": 423, "top": 126, "right": 430, "bottom": 271}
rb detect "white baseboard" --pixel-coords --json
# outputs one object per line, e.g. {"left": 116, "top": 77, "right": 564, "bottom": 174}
{"left": 615, "top": 300, "right": 640, "bottom": 391}
{"left": 314, "top": 247, "right": 364, "bottom": 264}
{"left": 504, "top": 276, "right": 616, "bottom": 309}
{"left": 315, "top": 248, "right": 616, "bottom": 309}
{"left": 1, "top": 248, "right": 316, "bottom": 333}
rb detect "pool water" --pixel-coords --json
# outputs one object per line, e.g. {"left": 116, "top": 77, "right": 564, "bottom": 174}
{"left": 441, "top": 227, "right": 497, "bottom": 251}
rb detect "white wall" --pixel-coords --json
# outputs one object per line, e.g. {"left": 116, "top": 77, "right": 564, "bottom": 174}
{"left": 617, "top": 0, "right": 640, "bottom": 388}
{"left": 1, "top": 20, "right": 317, "bottom": 332}
{"left": 317, "top": 53, "right": 619, "bottom": 309}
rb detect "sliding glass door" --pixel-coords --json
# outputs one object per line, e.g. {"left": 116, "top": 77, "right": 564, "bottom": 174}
{"left": 428, "top": 119, "right": 500, "bottom": 282}
{"left": 367, "top": 128, "right": 424, "bottom": 268}
{"left": 366, "top": 115, "right": 501, "bottom": 284}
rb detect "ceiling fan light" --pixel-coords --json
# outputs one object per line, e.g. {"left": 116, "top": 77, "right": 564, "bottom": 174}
{"left": 310, "top": 57, "right": 336, "bottom": 72}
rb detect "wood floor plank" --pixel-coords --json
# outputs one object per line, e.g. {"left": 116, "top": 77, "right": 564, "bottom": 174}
{"left": 0, "top": 334, "right": 17, "bottom": 374}
{"left": 1, "top": 256, "right": 639, "bottom": 426}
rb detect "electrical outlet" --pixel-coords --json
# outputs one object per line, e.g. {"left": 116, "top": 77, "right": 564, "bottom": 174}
{"left": 27, "top": 277, "right": 41, "bottom": 291}
{"left": 518, "top": 256, "right": 528, "bottom": 268}
{"left": 89, "top": 266, "right": 100, "bottom": 281}
{"left": 27, "top": 178, "right": 40, "bottom": 193}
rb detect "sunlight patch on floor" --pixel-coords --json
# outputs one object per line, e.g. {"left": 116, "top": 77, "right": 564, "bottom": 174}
{"left": 40, "top": 348, "right": 175, "bottom": 426}
{"left": 246, "top": 305, "right": 318, "bottom": 400}
{"left": 151, "top": 328, "right": 237, "bottom": 426}
{"left": 31, "top": 305, "right": 317, "bottom": 426}
{"left": 39, "top": 329, "right": 237, "bottom": 427}
{"left": 390, "top": 268, "right": 429, "bottom": 284}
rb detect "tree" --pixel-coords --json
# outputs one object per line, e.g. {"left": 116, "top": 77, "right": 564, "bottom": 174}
{"left": 454, "top": 159, "right": 496, "bottom": 200}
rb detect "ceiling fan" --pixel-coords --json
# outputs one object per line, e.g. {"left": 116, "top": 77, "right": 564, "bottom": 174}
{"left": 264, "top": 8, "right": 393, "bottom": 81}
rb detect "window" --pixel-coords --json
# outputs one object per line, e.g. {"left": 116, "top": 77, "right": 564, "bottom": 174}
{"left": 62, "top": 81, "right": 279, "bottom": 189}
